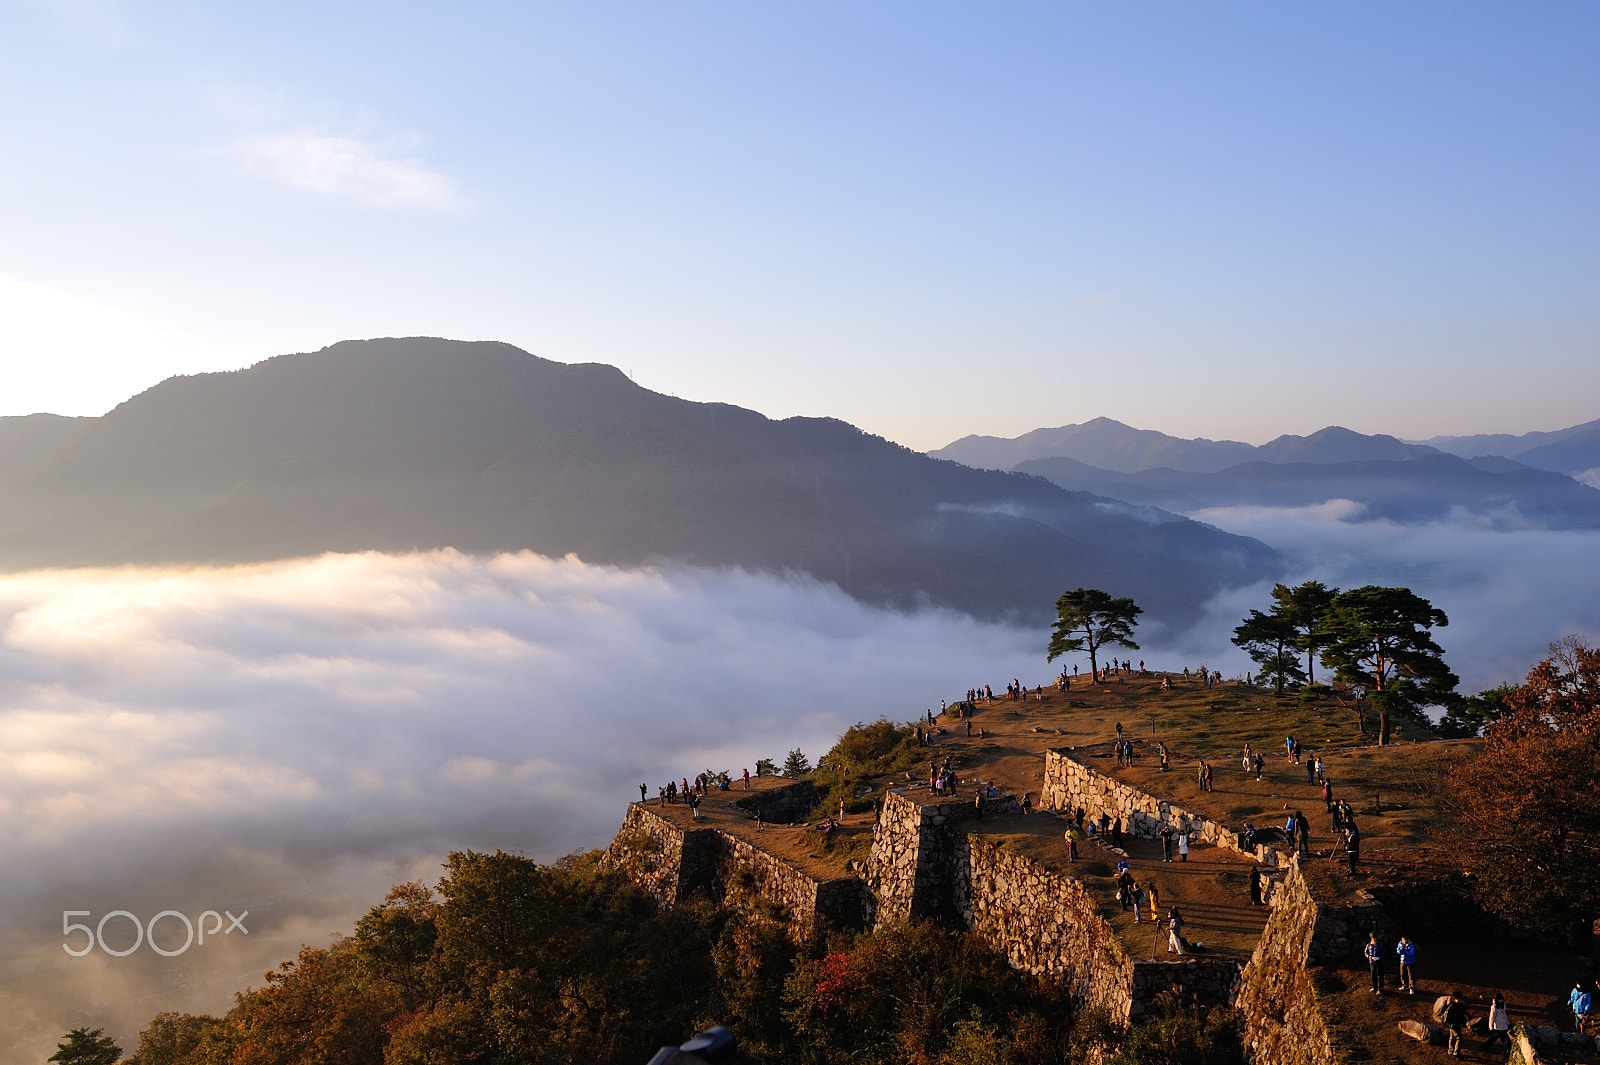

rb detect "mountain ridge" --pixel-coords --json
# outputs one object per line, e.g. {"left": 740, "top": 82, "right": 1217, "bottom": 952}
{"left": 0, "top": 338, "right": 1279, "bottom": 627}
{"left": 934, "top": 415, "right": 1600, "bottom": 477}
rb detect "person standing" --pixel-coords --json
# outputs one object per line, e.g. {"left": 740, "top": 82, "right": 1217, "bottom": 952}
{"left": 1112, "top": 818, "right": 1123, "bottom": 849}
{"left": 1395, "top": 935, "right": 1417, "bottom": 995}
{"left": 1485, "top": 992, "right": 1511, "bottom": 1050}
{"left": 1249, "top": 866, "right": 1263, "bottom": 906}
{"left": 742, "top": 767, "right": 750, "bottom": 789}
{"left": 1203, "top": 762, "right": 1213, "bottom": 792}
{"left": 1570, "top": 981, "right": 1593, "bottom": 1034}
{"left": 1322, "top": 778, "right": 1333, "bottom": 811}
{"left": 639, "top": 783, "right": 647, "bottom": 803}
{"left": 1444, "top": 990, "right": 1467, "bottom": 1056}
{"left": 1166, "top": 907, "right": 1187, "bottom": 955}
{"left": 1295, "top": 811, "right": 1311, "bottom": 857}
{"left": 1177, "top": 830, "right": 1189, "bottom": 862}
{"left": 1067, "top": 833, "right": 1079, "bottom": 862}
{"left": 1364, "top": 933, "right": 1384, "bottom": 994}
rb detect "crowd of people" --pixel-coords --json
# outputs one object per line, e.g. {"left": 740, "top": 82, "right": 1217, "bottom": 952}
{"left": 629, "top": 665, "right": 1597, "bottom": 1052}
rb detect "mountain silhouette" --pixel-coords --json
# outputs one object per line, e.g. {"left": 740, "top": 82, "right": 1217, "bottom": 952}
{"left": 932, "top": 418, "right": 1445, "bottom": 473}
{"left": 1015, "top": 453, "right": 1600, "bottom": 528}
{"left": 0, "top": 338, "right": 1279, "bottom": 626}
{"left": 1418, "top": 417, "right": 1600, "bottom": 475}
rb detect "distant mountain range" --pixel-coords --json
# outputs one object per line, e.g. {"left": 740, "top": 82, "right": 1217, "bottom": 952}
{"left": 932, "top": 417, "right": 1600, "bottom": 528}
{"left": 0, "top": 338, "right": 1278, "bottom": 626}
{"left": 1417, "top": 418, "right": 1600, "bottom": 478}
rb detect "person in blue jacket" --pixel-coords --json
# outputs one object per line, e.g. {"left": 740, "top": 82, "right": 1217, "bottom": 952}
{"left": 1395, "top": 935, "right": 1417, "bottom": 995}
{"left": 1570, "top": 981, "right": 1593, "bottom": 1034}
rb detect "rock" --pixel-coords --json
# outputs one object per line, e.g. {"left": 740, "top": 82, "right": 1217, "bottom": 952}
{"left": 1398, "top": 1020, "right": 1445, "bottom": 1045}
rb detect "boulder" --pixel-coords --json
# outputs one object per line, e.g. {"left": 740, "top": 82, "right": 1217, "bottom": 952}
{"left": 1398, "top": 1020, "right": 1446, "bottom": 1046}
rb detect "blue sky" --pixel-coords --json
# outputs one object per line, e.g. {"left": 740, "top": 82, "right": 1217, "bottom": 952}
{"left": 1, "top": 2, "right": 1595, "bottom": 450}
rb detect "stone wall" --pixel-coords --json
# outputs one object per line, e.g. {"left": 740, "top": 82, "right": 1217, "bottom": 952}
{"left": 601, "top": 802, "right": 719, "bottom": 907}
{"left": 717, "top": 829, "right": 873, "bottom": 939}
{"left": 601, "top": 803, "right": 870, "bottom": 942}
{"left": 1040, "top": 750, "right": 1256, "bottom": 859}
{"left": 1234, "top": 855, "right": 1343, "bottom": 1065}
{"left": 868, "top": 791, "right": 1238, "bottom": 1025}
{"left": 865, "top": 789, "right": 1020, "bottom": 923}
{"left": 734, "top": 780, "right": 821, "bottom": 824}
{"left": 954, "top": 833, "right": 1136, "bottom": 1018}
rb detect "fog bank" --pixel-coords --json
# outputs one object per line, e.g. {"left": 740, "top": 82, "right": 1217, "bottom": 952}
{"left": 0, "top": 550, "right": 1044, "bottom": 1061}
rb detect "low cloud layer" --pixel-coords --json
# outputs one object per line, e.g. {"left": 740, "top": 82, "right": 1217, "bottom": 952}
{"left": 0, "top": 550, "right": 1044, "bottom": 1059}
{"left": 1182, "top": 503, "right": 1600, "bottom": 690}
{"left": 2, "top": 526, "right": 1595, "bottom": 1059}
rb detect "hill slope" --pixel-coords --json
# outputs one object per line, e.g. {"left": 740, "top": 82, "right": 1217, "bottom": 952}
{"left": 0, "top": 338, "right": 1279, "bottom": 625}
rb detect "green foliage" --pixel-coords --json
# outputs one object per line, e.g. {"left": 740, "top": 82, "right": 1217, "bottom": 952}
{"left": 1270, "top": 581, "right": 1338, "bottom": 685}
{"left": 1230, "top": 609, "right": 1305, "bottom": 696}
{"left": 1321, "top": 585, "right": 1458, "bottom": 744}
{"left": 755, "top": 757, "right": 777, "bottom": 776}
{"left": 782, "top": 748, "right": 812, "bottom": 777}
{"left": 810, "top": 718, "right": 922, "bottom": 820}
{"left": 49, "top": 1029, "right": 121, "bottom": 1065}
{"left": 823, "top": 718, "right": 921, "bottom": 776}
{"left": 1047, "top": 588, "right": 1142, "bottom": 681}
{"left": 1107, "top": 1007, "right": 1246, "bottom": 1065}
{"left": 1437, "top": 683, "right": 1516, "bottom": 738}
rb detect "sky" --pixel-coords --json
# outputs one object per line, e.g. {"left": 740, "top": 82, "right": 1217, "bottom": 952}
{"left": 2, "top": 2, "right": 1597, "bottom": 451}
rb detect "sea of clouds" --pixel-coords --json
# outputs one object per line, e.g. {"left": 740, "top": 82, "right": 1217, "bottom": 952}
{"left": 0, "top": 550, "right": 1046, "bottom": 1059}
{"left": 2, "top": 515, "right": 1597, "bottom": 1059}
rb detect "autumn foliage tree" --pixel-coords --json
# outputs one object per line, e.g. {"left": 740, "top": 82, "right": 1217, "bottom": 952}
{"left": 1443, "top": 636, "right": 1600, "bottom": 933}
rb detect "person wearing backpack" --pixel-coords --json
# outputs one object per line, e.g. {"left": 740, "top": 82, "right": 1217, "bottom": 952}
{"left": 1444, "top": 990, "right": 1467, "bottom": 1056}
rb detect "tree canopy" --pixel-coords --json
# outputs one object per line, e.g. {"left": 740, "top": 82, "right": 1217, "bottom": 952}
{"left": 1320, "top": 585, "right": 1457, "bottom": 745}
{"left": 1443, "top": 636, "right": 1600, "bottom": 933}
{"left": 1270, "top": 581, "right": 1337, "bottom": 685}
{"left": 49, "top": 1029, "right": 121, "bottom": 1065}
{"left": 1046, "top": 588, "right": 1142, "bottom": 682}
{"left": 1230, "top": 609, "right": 1305, "bottom": 695}
{"left": 121, "top": 846, "right": 1228, "bottom": 1065}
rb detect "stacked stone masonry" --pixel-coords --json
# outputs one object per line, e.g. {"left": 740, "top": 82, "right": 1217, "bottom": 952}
{"left": 1234, "top": 856, "right": 1343, "bottom": 1065}
{"left": 604, "top": 756, "right": 1505, "bottom": 1064}
{"left": 601, "top": 801, "right": 869, "bottom": 942}
{"left": 1041, "top": 749, "right": 1261, "bottom": 860}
